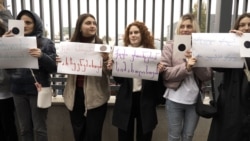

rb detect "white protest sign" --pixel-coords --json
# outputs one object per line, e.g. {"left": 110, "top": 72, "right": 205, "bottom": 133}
{"left": 8, "top": 20, "right": 24, "bottom": 37}
{"left": 112, "top": 46, "right": 161, "bottom": 80}
{"left": 0, "top": 37, "right": 38, "bottom": 68}
{"left": 173, "top": 35, "right": 191, "bottom": 59}
{"left": 57, "top": 42, "right": 103, "bottom": 76}
{"left": 240, "top": 33, "right": 250, "bottom": 57}
{"left": 192, "top": 33, "right": 244, "bottom": 68}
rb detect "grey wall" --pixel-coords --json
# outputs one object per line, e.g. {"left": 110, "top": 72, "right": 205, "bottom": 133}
{"left": 47, "top": 103, "right": 211, "bottom": 141}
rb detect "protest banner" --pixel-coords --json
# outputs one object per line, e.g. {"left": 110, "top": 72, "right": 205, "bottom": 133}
{"left": 57, "top": 42, "right": 110, "bottom": 76}
{"left": 112, "top": 46, "right": 161, "bottom": 80}
{"left": 192, "top": 33, "right": 244, "bottom": 68}
{"left": 0, "top": 37, "right": 38, "bottom": 68}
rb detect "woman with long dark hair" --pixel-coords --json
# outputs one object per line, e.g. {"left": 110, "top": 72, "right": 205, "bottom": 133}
{"left": 63, "top": 13, "right": 110, "bottom": 141}
{"left": 207, "top": 13, "right": 250, "bottom": 141}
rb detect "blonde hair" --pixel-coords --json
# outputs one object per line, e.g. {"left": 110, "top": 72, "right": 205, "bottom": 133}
{"left": 175, "top": 13, "right": 200, "bottom": 34}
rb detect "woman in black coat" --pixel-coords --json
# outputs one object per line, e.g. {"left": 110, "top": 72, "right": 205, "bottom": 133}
{"left": 109, "top": 21, "right": 165, "bottom": 141}
{"left": 207, "top": 13, "right": 250, "bottom": 141}
{"left": 4, "top": 10, "right": 57, "bottom": 141}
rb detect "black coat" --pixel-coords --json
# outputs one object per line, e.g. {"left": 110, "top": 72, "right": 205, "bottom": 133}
{"left": 208, "top": 59, "right": 250, "bottom": 141}
{"left": 112, "top": 76, "right": 166, "bottom": 134}
{"left": 10, "top": 10, "right": 57, "bottom": 95}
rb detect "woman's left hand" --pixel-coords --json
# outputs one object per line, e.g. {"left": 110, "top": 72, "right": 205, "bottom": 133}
{"left": 2, "top": 30, "right": 14, "bottom": 37}
{"left": 29, "top": 48, "right": 42, "bottom": 58}
{"left": 101, "top": 53, "right": 109, "bottom": 61}
{"left": 107, "top": 59, "right": 113, "bottom": 70}
{"left": 157, "top": 62, "right": 165, "bottom": 73}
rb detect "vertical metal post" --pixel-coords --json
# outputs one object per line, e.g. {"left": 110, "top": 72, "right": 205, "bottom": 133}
{"left": 215, "top": 0, "right": 233, "bottom": 32}
{"left": 143, "top": 0, "right": 146, "bottom": 23}
{"left": 189, "top": 0, "right": 193, "bottom": 13}
{"left": 21, "top": 0, "right": 26, "bottom": 10}
{"left": 58, "top": 0, "right": 63, "bottom": 41}
{"left": 134, "top": 0, "right": 137, "bottom": 20}
{"left": 152, "top": 0, "right": 155, "bottom": 36}
{"left": 206, "top": 0, "right": 211, "bottom": 32}
{"left": 160, "top": 0, "right": 165, "bottom": 49}
{"left": 197, "top": 0, "right": 202, "bottom": 27}
{"left": 96, "top": 0, "right": 100, "bottom": 36}
{"left": 115, "top": 0, "right": 118, "bottom": 45}
{"left": 180, "top": 0, "right": 184, "bottom": 16}
{"left": 106, "top": 0, "right": 109, "bottom": 44}
{"left": 39, "top": 0, "right": 44, "bottom": 26}
{"left": 30, "top": 0, "right": 34, "bottom": 12}
{"left": 68, "top": 0, "right": 72, "bottom": 39}
{"left": 242, "top": 0, "right": 248, "bottom": 13}
{"left": 125, "top": 0, "right": 127, "bottom": 29}
{"left": 170, "top": 0, "right": 174, "bottom": 39}
{"left": 77, "top": 0, "right": 80, "bottom": 16}
{"left": 233, "top": 0, "right": 239, "bottom": 22}
{"left": 49, "top": 0, "right": 54, "bottom": 41}
{"left": 87, "top": 0, "right": 89, "bottom": 13}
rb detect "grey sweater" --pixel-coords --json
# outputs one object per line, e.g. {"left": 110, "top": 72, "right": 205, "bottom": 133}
{"left": 0, "top": 9, "right": 13, "bottom": 99}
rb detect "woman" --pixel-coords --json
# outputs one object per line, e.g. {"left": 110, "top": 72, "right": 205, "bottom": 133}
{"left": 62, "top": 13, "right": 110, "bottom": 141}
{"left": 110, "top": 21, "right": 165, "bottom": 141}
{"left": 207, "top": 13, "right": 250, "bottom": 141}
{"left": 5, "top": 10, "right": 57, "bottom": 141}
{"left": 161, "top": 13, "right": 211, "bottom": 141}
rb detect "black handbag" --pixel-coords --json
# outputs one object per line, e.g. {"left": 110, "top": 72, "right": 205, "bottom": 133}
{"left": 195, "top": 72, "right": 217, "bottom": 118}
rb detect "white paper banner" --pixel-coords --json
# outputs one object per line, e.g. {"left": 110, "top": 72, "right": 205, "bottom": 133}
{"left": 57, "top": 42, "right": 104, "bottom": 76}
{"left": 0, "top": 37, "right": 38, "bottom": 68}
{"left": 192, "top": 33, "right": 244, "bottom": 68}
{"left": 112, "top": 46, "right": 161, "bottom": 80}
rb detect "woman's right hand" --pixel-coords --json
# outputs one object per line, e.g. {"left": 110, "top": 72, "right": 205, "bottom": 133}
{"left": 2, "top": 30, "right": 14, "bottom": 37}
{"left": 230, "top": 29, "right": 243, "bottom": 36}
{"left": 186, "top": 57, "right": 197, "bottom": 71}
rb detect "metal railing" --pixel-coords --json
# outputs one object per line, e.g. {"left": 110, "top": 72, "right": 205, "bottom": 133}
{"left": 3, "top": 0, "right": 250, "bottom": 95}
{"left": 4, "top": 0, "right": 249, "bottom": 49}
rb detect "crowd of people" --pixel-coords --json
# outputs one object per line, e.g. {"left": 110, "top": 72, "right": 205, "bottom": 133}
{"left": 0, "top": 1, "right": 249, "bottom": 141}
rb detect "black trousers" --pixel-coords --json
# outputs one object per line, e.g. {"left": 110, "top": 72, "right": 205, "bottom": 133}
{"left": 0, "top": 97, "right": 18, "bottom": 141}
{"left": 69, "top": 87, "right": 107, "bottom": 141}
{"left": 118, "top": 92, "right": 152, "bottom": 141}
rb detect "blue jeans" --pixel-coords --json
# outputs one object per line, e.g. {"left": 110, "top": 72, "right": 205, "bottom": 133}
{"left": 165, "top": 99, "right": 199, "bottom": 141}
{"left": 13, "top": 94, "right": 48, "bottom": 141}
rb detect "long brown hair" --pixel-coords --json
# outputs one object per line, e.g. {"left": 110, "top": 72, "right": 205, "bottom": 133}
{"left": 123, "top": 21, "right": 155, "bottom": 49}
{"left": 70, "top": 13, "right": 98, "bottom": 42}
{"left": 233, "top": 13, "right": 250, "bottom": 30}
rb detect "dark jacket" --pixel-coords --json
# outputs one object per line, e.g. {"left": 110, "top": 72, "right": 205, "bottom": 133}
{"left": 112, "top": 76, "right": 165, "bottom": 134}
{"left": 0, "top": 9, "right": 13, "bottom": 99}
{"left": 10, "top": 10, "right": 56, "bottom": 95}
{"left": 208, "top": 58, "right": 250, "bottom": 141}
